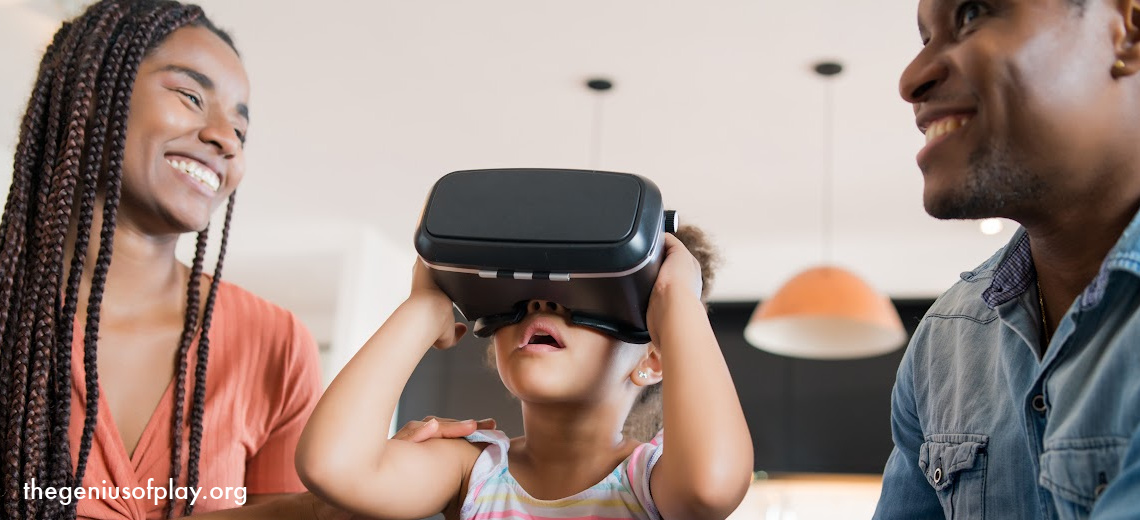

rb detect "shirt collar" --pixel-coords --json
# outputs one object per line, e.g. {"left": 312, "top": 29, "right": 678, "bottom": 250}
{"left": 1083, "top": 205, "right": 1140, "bottom": 308}
{"left": 981, "top": 229, "right": 1034, "bottom": 309}
{"left": 980, "top": 206, "right": 1140, "bottom": 310}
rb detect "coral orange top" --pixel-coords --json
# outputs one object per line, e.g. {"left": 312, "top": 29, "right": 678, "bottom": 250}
{"left": 66, "top": 280, "right": 322, "bottom": 519}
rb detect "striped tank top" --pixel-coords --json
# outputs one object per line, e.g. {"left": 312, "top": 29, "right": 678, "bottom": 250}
{"left": 460, "top": 429, "right": 664, "bottom": 520}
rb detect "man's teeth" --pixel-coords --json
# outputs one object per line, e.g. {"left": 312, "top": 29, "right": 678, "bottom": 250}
{"left": 166, "top": 158, "right": 220, "bottom": 192}
{"left": 925, "top": 116, "right": 972, "bottom": 144}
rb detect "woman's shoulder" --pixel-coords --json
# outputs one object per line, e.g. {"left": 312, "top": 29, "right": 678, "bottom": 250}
{"left": 215, "top": 278, "right": 295, "bottom": 320}
{"left": 211, "top": 277, "right": 318, "bottom": 354}
{"left": 206, "top": 278, "right": 322, "bottom": 399}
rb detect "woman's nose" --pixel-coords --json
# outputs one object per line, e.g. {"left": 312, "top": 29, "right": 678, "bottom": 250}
{"left": 200, "top": 112, "right": 242, "bottom": 158}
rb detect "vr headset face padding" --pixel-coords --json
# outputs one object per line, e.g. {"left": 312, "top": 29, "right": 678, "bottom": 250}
{"left": 471, "top": 301, "right": 653, "bottom": 345}
{"left": 416, "top": 168, "right": 676, "bottom": 346}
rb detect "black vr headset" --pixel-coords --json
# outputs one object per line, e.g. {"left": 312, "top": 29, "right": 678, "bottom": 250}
{"left": 414, "top": 168, "right": 677, "bottom": 344}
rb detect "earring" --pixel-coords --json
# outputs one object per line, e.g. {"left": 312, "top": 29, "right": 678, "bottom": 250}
{"left": 637, "top": 370, "right": 648, "bottom": 379}
{"left": 1114, "top": 59, "right": 1127, "bottom": 73}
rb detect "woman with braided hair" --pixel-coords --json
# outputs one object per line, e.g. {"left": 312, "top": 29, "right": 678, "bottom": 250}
{"left": 0, "top": 1, "right": 338, "bottom": 518}
{"left": 0, "top": 2, "right": 486, "bottom": 517}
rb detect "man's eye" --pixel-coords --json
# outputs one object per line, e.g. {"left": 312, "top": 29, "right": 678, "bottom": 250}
{"left": 955, "top": 1, "right": 987, "bottom": 30}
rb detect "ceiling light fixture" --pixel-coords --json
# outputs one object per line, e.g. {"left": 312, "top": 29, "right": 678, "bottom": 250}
{"left": 743, "top": 61, "right": 907, "bottom": 360}
{"left": 586, "top": 77, "right": 613, "bottom": 170}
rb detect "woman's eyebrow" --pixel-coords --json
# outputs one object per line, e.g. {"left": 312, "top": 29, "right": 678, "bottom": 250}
{"left": 160, "top": 63, "right": 214, "bottom": 90}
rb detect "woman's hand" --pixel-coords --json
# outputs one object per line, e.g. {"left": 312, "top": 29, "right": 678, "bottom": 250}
{"left": 392, "top": 416, "right": 498, "bottom": 442}
{"left": 409, "top": 259, "right": 467, "bottom": 350}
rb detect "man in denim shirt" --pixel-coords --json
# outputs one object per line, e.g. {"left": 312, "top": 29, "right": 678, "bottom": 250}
{"left": 874, "top": 1, "right": 1140, "bottom": 519}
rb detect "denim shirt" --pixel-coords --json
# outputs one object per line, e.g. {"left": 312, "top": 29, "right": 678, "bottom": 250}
{"left": 874, "top": 211, "right": 1140, "bottom": 520}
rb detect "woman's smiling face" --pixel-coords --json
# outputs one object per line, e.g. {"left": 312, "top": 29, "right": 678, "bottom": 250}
{"left": 119, "top": 25, "right": 249, "bottom": 235}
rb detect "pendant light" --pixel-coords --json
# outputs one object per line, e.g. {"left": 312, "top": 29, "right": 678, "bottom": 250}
{"left": 743, "top": 62, "right": 906, "bottom": 360}
{"left": 586, "top": 77, "right": 613, "bottom": 169}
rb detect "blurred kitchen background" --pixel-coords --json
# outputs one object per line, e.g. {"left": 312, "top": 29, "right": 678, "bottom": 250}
{"left": 0, "top": 1, "right": 1016, "bottom": 518}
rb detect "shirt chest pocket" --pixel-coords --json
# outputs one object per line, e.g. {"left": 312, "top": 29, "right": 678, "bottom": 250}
{"left": 920, "top": 433, "right": 989, "bottom": 520}
{"left": 1038, "top": 438, "right": 1126, "bottom": 520}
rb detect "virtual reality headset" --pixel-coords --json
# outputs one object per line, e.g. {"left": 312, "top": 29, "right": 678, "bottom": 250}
{"left": 414, "top": 168, "right": 677, "bottom": 344}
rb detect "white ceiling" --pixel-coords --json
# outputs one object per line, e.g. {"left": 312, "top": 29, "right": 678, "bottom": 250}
{"left": 0, "top": 1, "right": 1018, "bottom": 340}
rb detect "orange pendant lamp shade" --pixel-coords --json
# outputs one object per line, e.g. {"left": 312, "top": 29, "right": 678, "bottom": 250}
{"left": 744, "top": 266, "right": 906, "bottom": 360}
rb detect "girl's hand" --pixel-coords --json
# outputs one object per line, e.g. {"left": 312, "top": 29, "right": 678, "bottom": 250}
{"left": 410, "top": 259, "right": 467, "bottom": 350}
{"left": 410, "top": 257, "right": 448, "bottom": 299}
{"left": 646, "top": 234, "right": 703, "bottom": 334}
{"left": 653, "top": 233, "right": 703, "bottom": 299}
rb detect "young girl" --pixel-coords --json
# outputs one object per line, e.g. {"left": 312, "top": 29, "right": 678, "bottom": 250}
{"left": 296, "top": 226, "right": 753, "bottom": 520}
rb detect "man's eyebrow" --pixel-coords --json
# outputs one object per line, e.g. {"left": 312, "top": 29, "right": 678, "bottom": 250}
{"left": 160, "top": 64, "right": 249, "bottom": 123}
{"left": 919, "top": 0, "right": 949, "bottom": 36}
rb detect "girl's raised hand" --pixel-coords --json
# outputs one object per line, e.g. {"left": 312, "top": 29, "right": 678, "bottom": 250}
{"left": 654, "top": 233, "right": 703, "bottom": 297}
{"left": 646, "top": 233, "right": 703, "bottom": 337}
{"left": 410, "top": 259, "right": 467, "bottom": 350}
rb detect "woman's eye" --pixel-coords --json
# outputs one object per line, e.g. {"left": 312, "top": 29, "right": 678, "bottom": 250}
{"left": 955, "top": 1, "right": 986, "bottom": 30}
{"left": 234, "top": 129, "right": 246, "bottom": 145}
{"left": 179, "top": 90, "right": 202, "bottom": 108}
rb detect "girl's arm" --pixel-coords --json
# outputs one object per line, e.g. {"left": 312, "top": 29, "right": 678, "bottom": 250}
{"left": 295, "top": 262, "right": 482, "bottom": 519}
{"left": 646, "top": 234, "right": 754, "bottom": 520}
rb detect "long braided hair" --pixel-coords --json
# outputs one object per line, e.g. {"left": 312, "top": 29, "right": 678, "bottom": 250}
{"left": 0, "top": 1, "right": 239, "bottom": 518}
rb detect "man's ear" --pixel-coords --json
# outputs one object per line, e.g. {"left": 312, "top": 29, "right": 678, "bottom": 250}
{"left": 1112, "top": 0, "right": 1140, "bottom": 74}
{"left": 630, "top": 343, "right": 664, "bottom": 386}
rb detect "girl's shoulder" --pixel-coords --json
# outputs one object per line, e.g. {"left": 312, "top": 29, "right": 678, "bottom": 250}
{"left": 620, "top": 430, "right": 665, "bottom": 520}
{"left": 463, "top": 429, "right": 513, "bottom": 477}
{"left": 465, "top": 428, "right": 513, "bottom": 447}
{"left": 456, "top": 429, "right": 513, "bottom": 518}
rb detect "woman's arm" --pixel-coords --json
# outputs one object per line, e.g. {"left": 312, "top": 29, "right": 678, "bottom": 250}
{"left": 294, "top": 262, "right": 481, "bottom": 519}
{"left": 647, "top": 234, "right": 754, "bottom": 520}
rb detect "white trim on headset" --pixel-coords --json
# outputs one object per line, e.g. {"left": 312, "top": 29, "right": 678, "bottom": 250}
{"left": 418, "top": 229, "right": 665, "bottom": 281}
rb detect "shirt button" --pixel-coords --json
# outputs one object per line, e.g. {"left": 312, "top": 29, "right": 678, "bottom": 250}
{"left": 1032, "top": 394, "right": 1047, "bottom": 414}
{"left": 933, "top": 468, "right": 943, "bottom": 484}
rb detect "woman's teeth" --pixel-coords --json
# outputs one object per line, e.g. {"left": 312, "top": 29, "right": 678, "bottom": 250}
{"left": 166, "top": 158, "right": 220, "bottom": 192}
{"left": 925, "top": 116, "right": 972, "bottom": 144}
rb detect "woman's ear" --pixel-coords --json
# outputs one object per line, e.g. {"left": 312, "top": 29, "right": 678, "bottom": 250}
{"left": 630, "top": 343, "right": 664, "bottom": 386}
